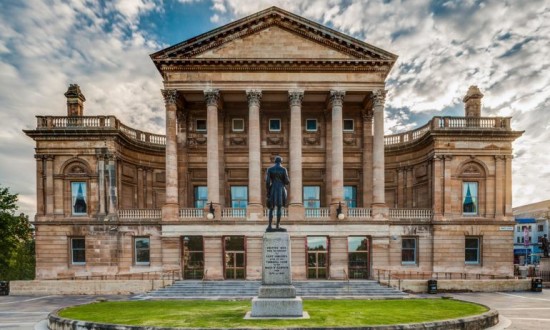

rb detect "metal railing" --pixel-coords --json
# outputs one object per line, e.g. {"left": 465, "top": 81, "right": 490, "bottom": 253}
{"left": 117, "top": 209, "right": 161, "bottom": 219}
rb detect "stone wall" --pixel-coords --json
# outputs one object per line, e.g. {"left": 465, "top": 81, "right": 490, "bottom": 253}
{"left": 384, "top": 279, "right": 531, "bottom": 293}
{"left": 10, "top": 280, "right": 170, "bottom": 295}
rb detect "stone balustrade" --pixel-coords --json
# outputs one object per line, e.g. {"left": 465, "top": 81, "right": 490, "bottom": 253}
{"left": 118, "top": 209, "right": 161, "bottom": 219}
{"left": 305, "top": 207, "right": 330, "bottom": 219}
{"left": 222, "top": 208, "right": 247, "bottom": 219}
{"left": 389, "top": 208, "right": 433, "bottom": 220}
{"left": 179, "top": 208, "right": 204, "bottom": 219}
{"left": 263, "top": 208, "right": 289, "bottom": 218}
{"left": 347, "top": 208, "right": 372, "bottom": 219}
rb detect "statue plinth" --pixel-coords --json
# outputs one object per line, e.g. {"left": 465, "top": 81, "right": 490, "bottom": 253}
{"left": 248, "top": 232, "right": 306, "bottom": 318}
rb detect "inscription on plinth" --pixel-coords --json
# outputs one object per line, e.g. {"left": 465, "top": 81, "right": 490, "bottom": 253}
{"left": 263, "top": 233, "right": 291, "bottom": 285}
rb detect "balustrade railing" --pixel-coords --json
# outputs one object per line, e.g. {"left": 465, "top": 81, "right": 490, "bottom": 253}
{"left": 389, "top": 208, "right": 432, "bottom": 220}
{"left": 305, "top": 207, "right": 330, "bottom": 219}
{"left": 347, "top": 208, "right": 372, "bottom": 219}
{"left": 179, "top": 208, "right": 204, "bottom": 219}
{"left": 263, "top": 208, "right": 288, "bottom": 218}
{"left": 222, "top": 208, "right": 247, "bottom": 219}
{"left": 117, "top": 209, "right": 161, "bottom": 219}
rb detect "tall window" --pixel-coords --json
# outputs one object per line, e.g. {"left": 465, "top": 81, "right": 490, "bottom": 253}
{"left": 71, "top": 182, "right": 87, "bottom": 215}
{"left": 462, "top": 182, "right": 478, "bottom": 215}
{"left": 183, "top": 236, "right": 204, "bottom": 279}
{"left": 348, "top": 236, "right": 369, "bottom": 279}
{"left": 401, "top": 237, "right": 418, "bottom": 265}
{"left": 307, "top": 236, "right": 328, "bottom": 279}
{"left": 344, "top": 186, "right": 357, "bottom": 208}
{"left": 135, "top": 237, "right": 150, "bottom": 265}
{"left": 465, "top": 237, "right": 481, "bottom": 264}
{"left": 303, "top": 186, "right": 320, "bottom": 208}
{"left": 224, "top": 236, "right": 246, "bottom": 279}
{"left": 230, "top": 186, "right": 248, "bottom": 208}
{"left": 194, "top": 186, "right": 208, "bottom": 209}
{"left": 70, "top": 238, "right": 86, "bottom": 265}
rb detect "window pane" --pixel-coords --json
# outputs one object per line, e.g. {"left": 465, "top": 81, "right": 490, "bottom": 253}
{"left": 232, "top": 119, "right": 244, "bottom": 131}
{"left": 269, "top": 119, "right": 281, "bottom": 131}
{"left": 344, "top": 186, "right": 357, "bottom": 208}
{"left": 303, "top": 186, "right": 320, "bottom": 208}
{"left": 236, "top": 253, "right": 245, "bottom": 267}
{"left": 317, "top": 253, "right": 327, "bottom": 267}
{"left": 184, "top": 236, "right": 203, "bottom": 251}
{"left": 196, "top": 119, "right": 207, "bottom": 131}
{"left": 306, "top": 119, "right": 317, "bottom": 131}
{"left": 465, "top": 238, "right": 479, "bottom": 249}
{"left": 224, "top": 236, "right": 245, "bottom": 251}
{"left": 348, "top": 237, "right": 368, "bottom": 252}
{"left": 343, "top": 119, "right": 354, "bottom": 131}
{"left": 72, "top": 238, "right": 85, "bottom": 249}
{"left": 463, "top": 182, "right": 478, "bottom": 214}
{"left": 308, "top": 253, "right": 316, "bottom": 267}
{"left": 307, "top": 236, "right": 327, "bottom": 250}
{"left": 402, "top": 238, "right": 416, "bottom": 249}
{"left": 194, "top": 186, "right": 208, "bottom": 209}
{"left": 135, "top": 237, "right": 150, "bottom": 264}
{"left": 71, "top": 238, "right": 86, "bottom": 264}
{"left": 71, "top": 182, "right": 87, "bottom": 215}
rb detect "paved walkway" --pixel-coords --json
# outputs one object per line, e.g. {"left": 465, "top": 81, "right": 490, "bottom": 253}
{"left": 1, "top": 291, "right": 549, "bottom": 329}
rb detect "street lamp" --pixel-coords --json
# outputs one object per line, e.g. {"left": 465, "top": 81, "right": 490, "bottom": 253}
{"left": 207, "top": 202, "right": 215, "bottom": 220}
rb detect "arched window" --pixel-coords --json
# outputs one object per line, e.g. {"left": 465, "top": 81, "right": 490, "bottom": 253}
{"left": 459, "top": 162, "right": 486, "bottom": 216}
{"left": 62, "top": 160, "right": 92, "bottom": 216}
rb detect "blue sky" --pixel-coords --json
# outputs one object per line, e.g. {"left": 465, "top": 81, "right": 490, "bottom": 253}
{"left": 1, "top": 0, "right": 549, "bottom": 215}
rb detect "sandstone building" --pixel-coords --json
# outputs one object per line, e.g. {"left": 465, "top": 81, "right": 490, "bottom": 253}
{"left": 25, "top": 7, "right": 523, "bottom": 280}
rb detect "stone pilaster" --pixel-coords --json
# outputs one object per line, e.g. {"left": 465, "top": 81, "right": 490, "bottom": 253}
{"left": 406, "top": 166, "right": 414, "bottom": 208}
{"left": 288, "top": 90, "right": 305, "bottom": 220}
{"left": 107, "top": 154, "right": 118, "bottom": 215}
{"left": 44, "top": 155, "right": 54, "bottom": 215}
{"left": 361, "top": 110, "right": 373, "bottom": 208}
{"left": 504, "top": 155, "right": 513, "bottom": 217}
{"left": 372, "top": 89, "right": 388, "bottom": 219}
{"left": 432, "top": 155, "right": 444, "bottom": 220}
{"left": 97, "top": 154, "right": 106, "bottom": 215}
{"left": 246, "top": 89, "right": 263, "bottom": 220}
{"left": 35, "top": 155, "right": 45, "bottom": 216}
{"left": 205, "top": 89, "right": 221, "bottom": 218}
{"left": 329, "top": 90, "right": 345, "bottom": 208}
{"left": 443, "top": 155, "right": 453, "bottom": 218}
{"left": 162, "top": 89, "right": 179, "bottom": 221}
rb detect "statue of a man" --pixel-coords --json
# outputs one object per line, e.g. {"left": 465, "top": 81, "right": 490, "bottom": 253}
{"left": 265, "top": 156, "right": 290, "bottom": 231}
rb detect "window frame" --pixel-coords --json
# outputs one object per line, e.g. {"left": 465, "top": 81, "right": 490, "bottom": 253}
{"left": 305, "top": 118, "right": 318, "bottom": 132}
{"left": 306, "top": 236, "right": 329, "bottom": 279}
{"left": 194, "top": 186, "right": 208, "bottom": 209}
{"left": 343, "top": 119, "right": 354, "bottom": 132}
{"left": 223, "top": 236, "right": 246, "bottom": 280}
{"left": 401, "top": 237, "right": 418, "bottom": 265}
{"left": 462, "top": 181, "right": 479, "bottom": 216}
{"left": 230, "top": 186, "right": 248, "bottom": 209}
{"left": 70, "top": 237, "right": 86, "bottom": 265}
{"left": 344, "top": 185, "right": 357, "bottom": 208}
{"left": 134, "top": 237, "right": 151, "bottom": 266}
{"left": 465, "top": 236, "right": 481, "bottom": 265}
{"left": 232, "top": 118, "right": 245, "bottom": 132}
{"left": 347, "top": 236, "right": 369, "bottom": 279}
{"left": 196, "top": 119, "right": 207, "bottom": 132}
{"left": 71, "top": 181, "right": 88, "bottom": 216}
{"left": 182, "top": 236, "right": 204, "bottom": 280}
{"left": 269, "top": 118, "right": 281, "bottom": 132}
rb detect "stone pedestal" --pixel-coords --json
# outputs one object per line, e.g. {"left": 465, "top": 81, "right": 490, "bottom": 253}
{"left": 249, "top": 232, "right": 305, "bottom": 318}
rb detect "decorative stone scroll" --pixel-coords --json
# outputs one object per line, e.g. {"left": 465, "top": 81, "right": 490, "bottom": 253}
{"left": 246, "top": 89, "right": 262, "bottom": 108}
{"left": 161, "top": 89, "right": 178, "bottom": 105}
{"left": 288, "top": 90, "right": 304, "bottom": 106}
{"left": 204, "top": 89, "right": 220, "bottom": 107}
{"left": 329, "top": 90, "right": 345, "bottom": 107}
{"left": 372, "top": 89, "right": 387, "bottom": 108}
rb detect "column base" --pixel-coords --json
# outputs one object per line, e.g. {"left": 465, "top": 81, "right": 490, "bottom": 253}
{"left": 288, "top": 204, "right": 304, "bottom": 220}
{"left": 247, "top": 204, "right": 264, "bottom": 221}
{"left": 162, "top": 203, "right": 179, "bottom": 221}
{"left": 371, "top": 204, "right": 388, "bottom": 220}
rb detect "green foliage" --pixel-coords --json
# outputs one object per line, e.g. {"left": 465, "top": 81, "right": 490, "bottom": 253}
{"left": 59, "top": 299, "right": 488, "bottom": 328}
{"left": 0, "top": 185, "right": 35, "bottom": 280}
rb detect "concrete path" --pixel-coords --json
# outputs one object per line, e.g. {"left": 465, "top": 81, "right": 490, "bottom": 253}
{"left": 1, "top": 291, "right": 549, "bottom": 329}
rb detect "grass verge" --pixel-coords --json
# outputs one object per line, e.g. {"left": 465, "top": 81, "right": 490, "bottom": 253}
{"left": 58, "top": 299, "right": 487, "bottom": 328}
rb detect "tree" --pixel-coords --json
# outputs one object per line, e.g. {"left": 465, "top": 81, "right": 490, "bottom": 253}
{"left": 0, "top": 185, "right": 35, "bottom": 280}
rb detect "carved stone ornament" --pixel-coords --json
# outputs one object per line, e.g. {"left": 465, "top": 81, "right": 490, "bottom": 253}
{"left": 70, "top": 165, "right": 85, "bottom": 174}
{"left": 329, "top": 90, "right": 345, "bottom": 107}
{"left": 161, "top": 89, "right": 178, "bottom": 105}
{"left": 288, "top": 90, "right": 304, "bottom": 107}
{"left": 362, "top": 109, "right": 373, "bottom": 122}
{"left": 266, "top": 136, "right": 284, "bottom": 145}
{"left": 204, "top": 89, "right": 220, "bottom": 107}
{"left": 462, "top": 163, "right": 482, "bottom": 176}
{"left": 343, "top": 137, "right": 356, "bottom": 146}
{"left": 187, "top": 135, "right": 207, "bottom": 148}
{"left": 303, "top": 136, "right": 320, "bottom": 145}
{"left": 230, "top": 137, "right": 247, "bottom": 146}
{"left": 246, "top": 89, "right": 262, "bottom": 108}
{"left": 372, "top": 89, "right": 387, "bottom": 108}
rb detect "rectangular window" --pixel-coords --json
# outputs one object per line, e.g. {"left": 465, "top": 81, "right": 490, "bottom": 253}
{"left": 344, "top": 186, "right": 357, "bottom": 208}
{"left": 538, "top": 225, "right": 544, "bottom": 232}
{"left": 269, "top": 119, "right": 281, "bottom": 132}
{"left": 307, "top": 236, "right": 329, "bottom": 279}
{"left": 230, "top": 186, "right": 248, "bottom": 208}
{"left": 343, "top": 119, "right": 354, "bottom": 132}
{"left": 224, "top": 236, "right": 246, "bottom": 279}
{"left": 71, "top": 182, "right": 87, "bottom": 215}
{"left": 196, "top": 119, "right": 207, "bottom": 132}
{"left": 183, "top": 236, "right": 204, "bottom": 280}
{"left": 194, "top": 186, "right": 208, "bottom": 209}
{"left": 462, "top": 182, "right": 478, "bottom": 215}
{"left": 303, "top": 186, "right": 321, "bottom": 208}
{"left": 70, "top": 238, "right": 86, "bottom": 265}
{"left": 401, "top": 237, "right": 417, "bottom": 265}
{"left": 465, "top": 237, "right": 481, "bottom": 264}
{"left": 348, "top": 236, "right": 369, "bottom": 279}
{"left": 135, "top": 237, "right": 150, "bottom": 265}
{"left": 232, "top": 118, "right": 244, "bottom": 132}
{"left": 306, "top": 119, "right": 317, "bottom": 132}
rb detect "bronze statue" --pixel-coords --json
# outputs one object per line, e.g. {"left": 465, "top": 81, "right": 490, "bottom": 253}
{"left": 265, "top": 156, "right": 290, "bottom": 231}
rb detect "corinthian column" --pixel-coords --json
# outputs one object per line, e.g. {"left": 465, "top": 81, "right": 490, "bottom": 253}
{"left": 330, "top": 90, "right": 345, "bottom": 207}
{"left": 246, "top": 89, "right": 263, "bottom": 220}
{"left": 205, "top": 89, "right": 220, "bottom": 218}
{"left": 162, "top": 89, "right": 179, "bottom": 220}
{"left": 288, "top": 90, "right": 305, "bottom": 220}
{"left": 372, "top": 89, "right": 387, "bottom": 219}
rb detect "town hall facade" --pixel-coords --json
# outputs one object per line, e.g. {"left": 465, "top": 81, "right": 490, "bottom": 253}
{"left": 25, "top": 7, "right": 522, "bottom": 280}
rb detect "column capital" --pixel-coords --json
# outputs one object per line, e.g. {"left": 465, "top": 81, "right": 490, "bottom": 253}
{"left": 204, "top": 89, "right": 220, "bottom": 107}
{"left": 361, "top": 109, "right": 373, "bottom": 122}
{"left": 372, "top": 89, "right": 387, "bottom": 108}
{"left": 161, "top": 89, "right": 178, "bottom": 105}
{"left": 329, "top": 90, "right": 346, "bottom": 107}
{"left": 288, "top": 89, "right": 304, "bottom": 107}
{"left": 246, "top": 89, "right": 262, "bottom": 108}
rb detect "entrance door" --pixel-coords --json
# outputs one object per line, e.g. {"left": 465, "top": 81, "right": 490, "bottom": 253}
{"left": 348, "top": 236, "right": 369, "bottom": 279}
{"left": 307, "top": 236, "right": 328, "bottom": 279}
{"left": 223, "top": 236, "right": 246, "bottom": 279}
{"left": 182, "top": 236, "right": 204, "bottom": 279}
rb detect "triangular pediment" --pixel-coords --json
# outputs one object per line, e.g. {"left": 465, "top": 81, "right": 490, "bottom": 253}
{"left": 151, "top": 7, "right": 397, "bottom": 63}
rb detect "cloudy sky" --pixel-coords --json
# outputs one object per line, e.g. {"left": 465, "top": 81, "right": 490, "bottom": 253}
{"left": 1, "top": 0, "right": 549, "bottom": 216}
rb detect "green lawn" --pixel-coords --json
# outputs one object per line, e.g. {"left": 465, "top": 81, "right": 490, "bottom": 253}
{"left": 58, "top": 299, "right": 487, "bottom": 328}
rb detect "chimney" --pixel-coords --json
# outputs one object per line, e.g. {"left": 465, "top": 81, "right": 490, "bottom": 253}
{"left": 463, "top": 85, "right": 483, "bottom": 117}
{"left": 64, "top": 84, "right": 86, "bottom": 117}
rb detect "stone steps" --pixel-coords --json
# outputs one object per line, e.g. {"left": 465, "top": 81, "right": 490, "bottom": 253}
{"left": 144, "top": 280, "right": 408, "bottom": 298}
